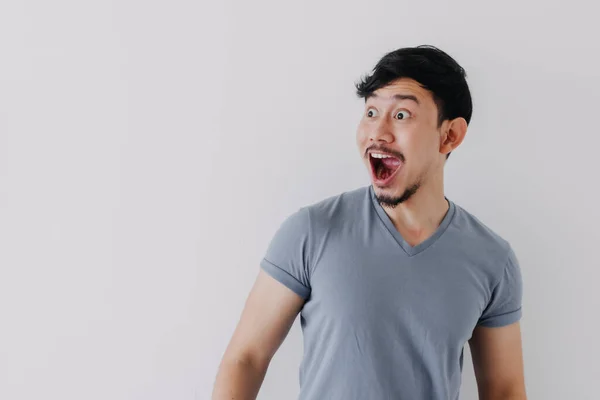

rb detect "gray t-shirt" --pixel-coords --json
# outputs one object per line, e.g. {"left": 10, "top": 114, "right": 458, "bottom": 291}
{"left": 260, "top": 185, "right": 523, "bottom": 400}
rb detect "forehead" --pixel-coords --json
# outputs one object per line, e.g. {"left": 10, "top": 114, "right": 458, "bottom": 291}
{"left": 367, "top": 78, "right": 433, "bottom": 106}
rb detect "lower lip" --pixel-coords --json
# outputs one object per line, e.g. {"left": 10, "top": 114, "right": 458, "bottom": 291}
{"left": 369, "top": 158, "right": 403, "bottom": 186}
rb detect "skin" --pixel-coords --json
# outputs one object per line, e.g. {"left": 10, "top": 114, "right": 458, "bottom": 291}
{"left": 212, "top": 77, "right": 527, "bottom": 399}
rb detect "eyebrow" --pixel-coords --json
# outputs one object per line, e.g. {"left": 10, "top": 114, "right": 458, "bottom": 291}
{"left": 366, "top": 93, "right": 420, "bottom": 105}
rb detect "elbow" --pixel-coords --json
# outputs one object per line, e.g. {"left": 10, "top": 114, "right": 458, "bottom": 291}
{"left": 222, "top": 349, "right": 270, "bottom": 373}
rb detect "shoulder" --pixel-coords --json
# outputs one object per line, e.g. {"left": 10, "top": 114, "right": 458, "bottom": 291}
{"left": 450, "top": 202, "right": 513, "bottom": 261}
{"left": 447, "top": 203, "right": 522, "bottom": 289}
{"left": 274, "top": 186, "right": 368, "bottom": 239}
{"left": 303, "top": 185, "right": 370, "bottom": 228}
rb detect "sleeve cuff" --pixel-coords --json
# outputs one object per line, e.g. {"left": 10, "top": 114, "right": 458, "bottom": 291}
{"left": 477, "top": 307, "right": 522, "bottom": 328}
{"left": 260, "top": 258, "right": 311, "bottom": 300}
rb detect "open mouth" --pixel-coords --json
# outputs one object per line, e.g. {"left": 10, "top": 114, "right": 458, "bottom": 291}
{"left": 369, "top": 153, "right": 402, "bottom": 183}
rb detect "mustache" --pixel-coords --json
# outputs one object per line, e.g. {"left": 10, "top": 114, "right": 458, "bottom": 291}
{"left": 366, "top": 145, "right": 406, "bottom": 163}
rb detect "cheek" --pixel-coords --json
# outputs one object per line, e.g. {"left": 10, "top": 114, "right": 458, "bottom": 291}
{"left": 409, "top": 135, "right": 439, "bottom": 172}
{"left": 356, "top": 126, "right": 368, "bottom": 147}
{"left": 404, "top": 126, "right": 432, "bottom": 153}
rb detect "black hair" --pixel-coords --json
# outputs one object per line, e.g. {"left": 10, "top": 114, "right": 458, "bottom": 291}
{"left": 355, "top": 45, "right": 472, "bottom": 159}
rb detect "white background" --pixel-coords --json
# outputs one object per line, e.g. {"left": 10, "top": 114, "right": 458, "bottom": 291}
{"left": 1, "top": 1, "right": 599, "bottom": 399}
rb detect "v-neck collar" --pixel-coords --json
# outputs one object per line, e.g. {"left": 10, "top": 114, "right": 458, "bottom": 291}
{"left": 368, "top": 185, "right": 456, "bottom": 257}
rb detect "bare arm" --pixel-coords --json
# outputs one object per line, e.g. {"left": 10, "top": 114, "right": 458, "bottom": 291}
{"left": 469, "top": 321, "right": 527, "bottom": 400}
{"left": 212, "top": 269, "right": 306, "bottom": 400}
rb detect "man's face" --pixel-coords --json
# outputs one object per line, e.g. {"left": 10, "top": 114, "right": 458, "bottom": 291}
{"left": 356, "top": 78, "right": 446, "bottom": 207}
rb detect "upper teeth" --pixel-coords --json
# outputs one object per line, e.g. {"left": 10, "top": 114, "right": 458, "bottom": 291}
{"left": 371, "top": 153, "right": 393, "bottom": 159}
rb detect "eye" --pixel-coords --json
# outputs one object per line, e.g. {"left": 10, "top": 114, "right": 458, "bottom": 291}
{"left": 366, "top": 107, "right": 378, "bottom": 118}
{"left": 395, "top": 110, "right": 410, "bottom": 120}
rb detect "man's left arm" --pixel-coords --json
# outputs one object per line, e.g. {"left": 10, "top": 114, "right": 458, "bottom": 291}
{"left": 469, "top": 321, "right": 527, "bottom": 400}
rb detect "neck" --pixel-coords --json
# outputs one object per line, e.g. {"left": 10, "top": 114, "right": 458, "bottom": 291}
{"left": 377, "top": 174, "right": 449, "bottom": 246}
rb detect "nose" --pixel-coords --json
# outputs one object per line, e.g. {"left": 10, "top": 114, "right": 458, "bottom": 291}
{"left": 368, "top": 117, "right": 394, "bottom": 144}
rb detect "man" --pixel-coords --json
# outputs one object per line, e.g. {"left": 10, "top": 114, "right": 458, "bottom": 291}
{"left": 212, "top": 45, "right": 526, "bottom": 400}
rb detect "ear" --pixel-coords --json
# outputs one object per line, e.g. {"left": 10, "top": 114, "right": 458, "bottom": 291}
{"left": 440, "top": 117, "right": 468, "bottom": 156}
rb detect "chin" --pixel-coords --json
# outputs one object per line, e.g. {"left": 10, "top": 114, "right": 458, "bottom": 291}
{"left": 373, "top": 177, "right": 421, "bottom": 207}
{"left": 373, "top": 183, "right": 402, "bottom": 196}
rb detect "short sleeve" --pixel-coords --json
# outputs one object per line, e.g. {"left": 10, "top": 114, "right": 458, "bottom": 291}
{"left": 477, "top": 246, "right": 523, "bottom": 328}
{"left": 260, "top": 207, "right": 312, "bottom": 300}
